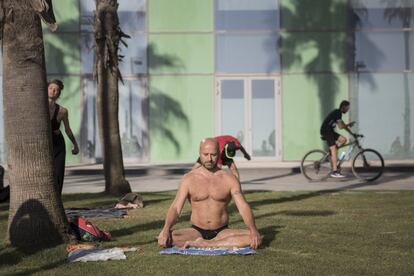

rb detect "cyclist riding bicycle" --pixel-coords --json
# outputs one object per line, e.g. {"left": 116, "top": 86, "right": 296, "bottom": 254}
{"left": 320, "top": 100, "right": 355, "bottom": 178}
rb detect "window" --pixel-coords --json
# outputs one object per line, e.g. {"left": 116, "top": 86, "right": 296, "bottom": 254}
{"left": 215, "top": 0, "right": 279, "bottom": 31}
{"left": 351, "top": 0, "right": 414, "bottom": 29}
{"left": 215, "top": 0, "right": 280, "bottom": 74}
{"left": 80, "top": 0, "right": 146, "bottom": 32}
{"left": 216, "top": 33, "right": 280, "bottom": 73}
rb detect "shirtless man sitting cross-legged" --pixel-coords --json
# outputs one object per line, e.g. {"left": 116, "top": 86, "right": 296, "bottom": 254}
{"left": 157, "top": 138, "right": 262, "bottom": 249}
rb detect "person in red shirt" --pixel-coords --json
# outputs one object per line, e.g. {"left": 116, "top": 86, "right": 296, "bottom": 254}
{"left": 192, "top": 135, "right": 251, "bottom": 180}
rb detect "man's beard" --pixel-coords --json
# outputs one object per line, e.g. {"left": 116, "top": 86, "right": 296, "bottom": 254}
{"left": 202, "top": 161, "right": 217, "bottom": 171}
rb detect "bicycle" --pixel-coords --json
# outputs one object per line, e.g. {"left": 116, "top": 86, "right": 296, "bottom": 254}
{"left": 300, "top": 133, "right": 384, "bottom": 182}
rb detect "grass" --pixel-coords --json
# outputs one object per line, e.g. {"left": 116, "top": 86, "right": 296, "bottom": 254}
{"left": 1, "top": 190, "right": 414, "bottom": 275}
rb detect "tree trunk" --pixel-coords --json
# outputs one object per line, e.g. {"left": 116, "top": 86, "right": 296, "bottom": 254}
{"left": 95, "top": 0, "right": 131, "bottom": 195}
{"left": 2, "top": 0, "right": 71, "bottom": 247}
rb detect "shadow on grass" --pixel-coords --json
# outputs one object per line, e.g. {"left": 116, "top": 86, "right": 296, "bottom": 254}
{"left": 0, "top": 203, "right": 9, "bottom": 212}
{"left": 241, "top": 169, "right": 300, "bottom": 185}
{"left": 245, "top": 171, "right": 413, "bottom": 209}
{"left": 0, "top": 213, "right": 8, "bottom": 221}
{"left": 277, "top": 210, "right": 335, "bottom": 217}
{"left": 0, "top": 249, "right": 21, "bottom": 268}
{"left": 2, "top": 255, "right": 67, "bottom": 276}
{"left": 259, "top": 225, "right": 282, "bottom": 248}
{"left": 143, "top": 197, "right": 172, "bottom": 206}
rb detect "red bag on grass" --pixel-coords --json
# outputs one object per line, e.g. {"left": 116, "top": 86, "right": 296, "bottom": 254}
{"left": 69, "top": 216, "right": 112, "bottom": 242}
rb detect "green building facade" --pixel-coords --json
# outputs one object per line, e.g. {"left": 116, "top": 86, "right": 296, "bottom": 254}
{"left": 1, "top": 0, "right": 413, "bottom": 164}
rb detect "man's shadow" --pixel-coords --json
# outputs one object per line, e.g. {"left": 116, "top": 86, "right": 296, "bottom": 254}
{"left": 259, "top": 225, "right": 282, "bottom": 248}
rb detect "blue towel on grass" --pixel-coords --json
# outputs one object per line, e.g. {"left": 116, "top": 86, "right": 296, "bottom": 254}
{"left": 65, "top": 207, "right": 128, "bottom": 219}
{"left": 159, "top": 246, "right": 256, "bottom": 256}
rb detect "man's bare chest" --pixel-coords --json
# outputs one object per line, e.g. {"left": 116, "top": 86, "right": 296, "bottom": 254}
{"left": 189, "top": 178, "right": 230, "bottom": 203}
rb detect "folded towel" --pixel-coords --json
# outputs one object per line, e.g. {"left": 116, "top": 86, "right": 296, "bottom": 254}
{"left": 159, "top": 246, "right": 256, "bottom": 256}
{"left": 68, "top": 247, "right": 126, "bottom": 262}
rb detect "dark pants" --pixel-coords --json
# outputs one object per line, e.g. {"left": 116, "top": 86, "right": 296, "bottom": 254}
{"left": 53, "top": 133, "right": 66, "bottom": 195}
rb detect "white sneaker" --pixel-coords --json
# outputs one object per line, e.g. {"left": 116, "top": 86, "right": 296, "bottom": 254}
{"left": 330, "top": 171, "right": 345, "bottom": 178}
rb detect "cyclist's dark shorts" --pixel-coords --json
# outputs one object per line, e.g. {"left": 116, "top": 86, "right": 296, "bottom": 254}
{"left": 320, "top": 129, "right": 340, "bottom": 147}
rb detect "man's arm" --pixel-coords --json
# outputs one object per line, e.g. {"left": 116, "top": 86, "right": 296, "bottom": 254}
{"left": 229, "top": 162, "right": 240, "bottom": 181}
{"left": 337, "top": 120, "right": 355, "bottom": 135}
{"left": 158, "top": 176, "right": 190, "bottom": 247}
{"left": 229, "top": 177, "right": 261, "bottom": 249}
{"left": 62, "top": 109, "right": 79, "bottom": 154}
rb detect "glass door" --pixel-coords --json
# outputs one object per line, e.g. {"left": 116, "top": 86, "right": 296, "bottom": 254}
{"left": 216, "top": 77, "right": 281, "bottom": 160}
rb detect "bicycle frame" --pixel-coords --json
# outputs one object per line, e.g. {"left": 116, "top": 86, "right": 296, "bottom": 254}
{"left": 330, "top": 135, "right": 365, "bottom": 168}
{"left": 301, "top": 133, "right": 384, "bottom": 181}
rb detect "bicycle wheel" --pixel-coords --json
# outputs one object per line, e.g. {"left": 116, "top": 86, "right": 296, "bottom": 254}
{"left": 352, "top": 149, "right": 384, "bottom": 181}
{"left": 301, "top": 149, "right": 331, "bottom": 181}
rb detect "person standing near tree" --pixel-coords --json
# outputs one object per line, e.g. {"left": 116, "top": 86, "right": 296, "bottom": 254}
{"left": 48, "top": 79, "right": 79, "bottom": 195}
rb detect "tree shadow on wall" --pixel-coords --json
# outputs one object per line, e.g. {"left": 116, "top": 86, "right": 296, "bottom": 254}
{"left": 280, "top": 0, "right": 349, "bottom": 121}
{"left": 280, "top": 0, "right": 382, "bottom": 124}
{"left": 145, "top": 88, "right": 190, "bottom": 155}
{"left": 43, "top": 19, "right": 80, "bottom": 84}
{"left": 48, "top": 14, "right": 191, "bottom": 160}
{"left": 145, "top": 43, "right": 190, "bottom": 155}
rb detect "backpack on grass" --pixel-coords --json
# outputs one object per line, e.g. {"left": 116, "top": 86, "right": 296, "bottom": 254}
{"left": 69, "top": 216, "right": 112, "bottom": 242}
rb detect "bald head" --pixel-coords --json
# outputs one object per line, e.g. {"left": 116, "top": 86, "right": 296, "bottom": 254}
{"left": 199, "top": 138, "right": 219, "bottom": 170}
{"left": 200, "top": 138, "right": 218, "bottom": 151}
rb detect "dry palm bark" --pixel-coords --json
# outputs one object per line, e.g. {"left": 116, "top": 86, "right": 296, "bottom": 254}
{"left": 94, "top": 0, "right": 131, "bottom": 195}
{"left": 1, "top": 0, "right": 71, "bottom": 246}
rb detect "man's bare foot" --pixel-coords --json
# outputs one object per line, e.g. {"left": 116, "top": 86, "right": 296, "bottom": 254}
{"left": 182, "top": 237, "right": 207, "bottom": 248}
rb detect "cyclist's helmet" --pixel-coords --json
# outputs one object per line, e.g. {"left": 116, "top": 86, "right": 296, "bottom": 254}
{"left": 224, "top": 141, "right": 237, "bottom": 159}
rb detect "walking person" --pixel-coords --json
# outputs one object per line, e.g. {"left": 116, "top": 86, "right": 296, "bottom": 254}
{"left": 48, "top": 79, "right": 79, "bottom": 195}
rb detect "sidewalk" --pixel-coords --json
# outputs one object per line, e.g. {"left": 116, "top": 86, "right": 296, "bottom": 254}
{"left": 62, "top": 161, "right": 414, "bottom": 194}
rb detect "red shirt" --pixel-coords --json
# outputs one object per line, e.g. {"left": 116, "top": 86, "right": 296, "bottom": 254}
{"left": 214, "top": 135, "right": 242, "bottom": 167}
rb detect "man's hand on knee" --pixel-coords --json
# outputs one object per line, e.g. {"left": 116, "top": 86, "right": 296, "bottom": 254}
{"left": 249, "top": 228, "right": 262, "bottom": 249}
{"left": 158, "top": 229, "right": 172, "bottom": 248}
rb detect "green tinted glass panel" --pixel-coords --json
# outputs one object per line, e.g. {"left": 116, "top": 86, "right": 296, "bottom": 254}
{"left": 351, "top": 73, "right": 414, "bottom": 160}
{"left": 282, "top": 73, "right": 348, "bottom": 160}
{"left": 149, "top": 34, "right": 213, "bottom": 74}
{"left": 149, "top": 76, "right": 214, "bottom": 162}
{"left": 280, "top": 0, "right": 347, "bottom": 30}
{"left": 48, "top": 75, "right": 81, "bottom": 164}
{"left": 281, "top": 31, "right": 347, "bottom": 73}
{"left": 44, "top": 34, "right": 80, "bottom": 74}
{"left": 149, "top": 0, "right": 213, "bottom": 32}
{"left": 42, "top": 0, "right": 80, "bottom": 32}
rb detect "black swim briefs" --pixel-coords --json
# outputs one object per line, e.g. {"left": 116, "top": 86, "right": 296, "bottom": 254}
{"left": 191, "top": 224, "right": 228, "bottom": 240}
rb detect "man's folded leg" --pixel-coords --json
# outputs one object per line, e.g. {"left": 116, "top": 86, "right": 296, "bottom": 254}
{"left": 171, "top": 228, "right": 202, "bottom": 248}
{"left": 183, "top": 229, "right": 250, "bottom": 248}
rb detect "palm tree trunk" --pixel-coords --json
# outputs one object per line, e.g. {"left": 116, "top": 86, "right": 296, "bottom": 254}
{"left": 2, "top": 0, "right": 70, "bottom": 246}
{"left": 95, "top": 0, "right": 131, "bottom": 195}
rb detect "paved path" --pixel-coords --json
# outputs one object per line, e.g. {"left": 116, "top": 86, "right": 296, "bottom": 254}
{"left": 61, "top": 163, "right": 414, "bottom": 194}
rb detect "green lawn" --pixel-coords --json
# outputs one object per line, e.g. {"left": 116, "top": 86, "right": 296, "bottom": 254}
{"left": 1, "top": 190, "right": 414, "bottom": 275}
